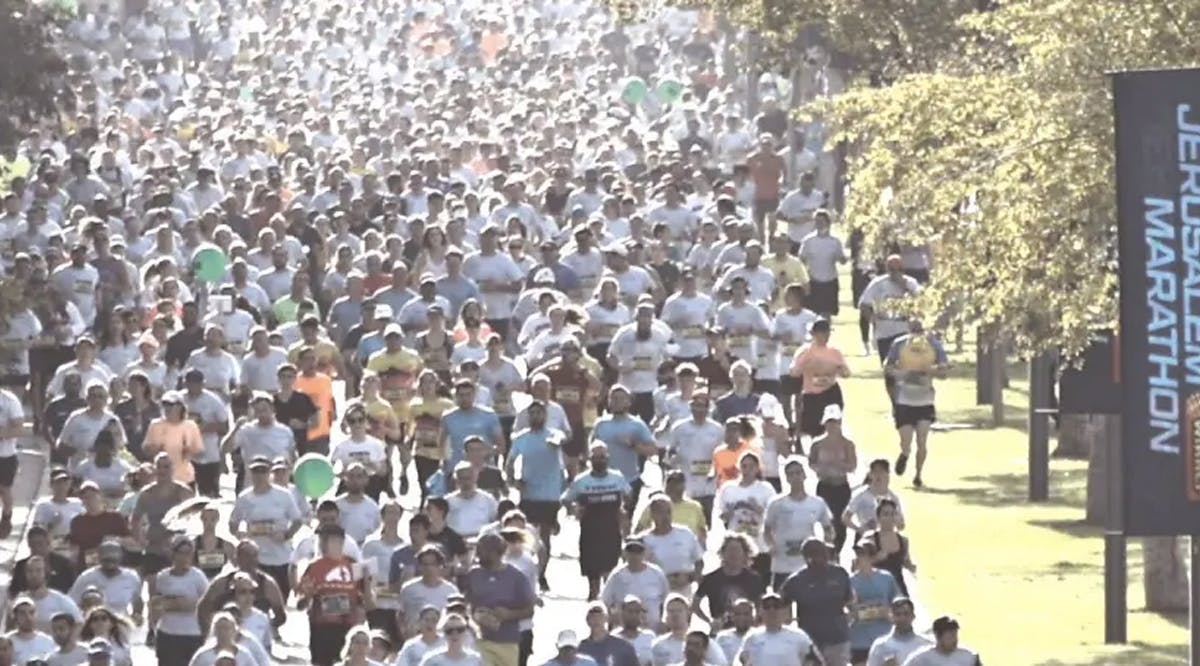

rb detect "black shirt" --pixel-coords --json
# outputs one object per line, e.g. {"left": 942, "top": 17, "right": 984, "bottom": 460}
{"left": 694, "top": 566, "right": 765, "bottom": 623}
{"left": 428, "top": 525, "right": 468, "bottom": 561}
{"left": 44, "top": 396, "right": 85, "bottom": 442}
{"left": 274, "top": 391, "right": 318, "bottom": 449}
{"left": 165, "top": 326, "right": 204, "bottom": 371}
{"left": 11, "top": 552, "right": 76, "bottom": 595}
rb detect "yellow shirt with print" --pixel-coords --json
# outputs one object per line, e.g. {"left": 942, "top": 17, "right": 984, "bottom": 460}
{"left": 762, "top": 255, "right": 810, "bottom": 310}
{"left": 366, "top": 347, "right": 423, "bottom": 422}
{"left": 635, "top": 497, "right": 707, "bottom": 540}
{"left": 288, "top": 338, "right": 343, "bottom": 377}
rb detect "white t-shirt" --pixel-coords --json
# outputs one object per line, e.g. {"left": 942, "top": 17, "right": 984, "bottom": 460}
{"left": 858, "top": 276, "right": 922, "bottom": 341}
{"left": 0, "top": 309, "right": 41, "bottom": 375}
{"left": 230, "top": 486, "right": 303, "bottom": 567}
{"left": 585, "top": 301, "right": 632, "bottom": 344}
{"left": 600, "top": 564, "right": 670, "bottom": 624}
{"left": 660, "top": 293, "right": 713, "bottom": 359}
{"left": 331, "top": 435, "right": 389, "bottom": 474}
{"left": 772, "top": 310, "right": 817, "bottom": 374}
{"left": 51, "top": 263, "right": 100, "bottom": 325}
{"left": 715, "top": 302, "right": 770, "bottom": 363}
{"left": 7, "top": 630, "right": 55, "bottom": 664}
{"left": 901, "top": 646, "right": 981, "bottom": 666}
{"left": 463, "top": 251, "right": 524, "bottom": 319}
{"left": 184, "top": 349, "right": 240, "bottom": 396}
{"left": 776, "top": 190, "right": 825, "bottom": 242}
{"left": 418, "top": 648, "right": 485, "bottom": 666}
{"left": 669, "top": 419, "right": 723, "bottom": 498}
{"left": 336, "top": 494, "right": 383, "bottom": 545}
{"left": 650, "top": 633, "right": 728, "bottom": 666}
{"left": 799, "top": 234, "right": 847, "bottom": 283}
{"left": 715, "top": 481, "right": 775, "bottom": 551}
{"left": 445, "top": 491, "right": 498, "bottom": 538}
{"left": 736, "top": 626, "right": 820, "bottom": 666}
{"left": 0, "top": 388, "right": 23, "bottom": 457}
{"left": 867, "top": 632, "right": 934, "bottom": 666}
{"left": 846, "top": 487, "right": 905, "bottom": 532}
{"left": 32, "top": 589, "right": 82, "bottom": 633}
{"left": 399, "top": 579, "right": 459, "bottom": 632}
{"left": 639, "top": 526, "right": 703, "bottom": 576}
{"left": 609, "top": 326, "right": 671, "bottom": 394}
{"left": 397, "top": 636, "right": 447, "bottom": 666}
{"left": 764, "top": 494, "right": 834, "bottom": 573}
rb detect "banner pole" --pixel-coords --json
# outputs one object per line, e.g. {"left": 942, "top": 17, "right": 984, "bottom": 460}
{"left": 1104, "top": 414, "right": 1127, "bottom": 644}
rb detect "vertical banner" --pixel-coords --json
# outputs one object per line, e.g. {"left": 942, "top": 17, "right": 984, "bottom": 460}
{"left": 1113, "top": 69, "right": 1200, "bottom": 536}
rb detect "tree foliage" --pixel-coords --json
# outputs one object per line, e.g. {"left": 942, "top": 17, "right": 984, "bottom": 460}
{"left": 0, "top": 0, "right": 67, "bottom": 152}
{"left": 698, "top": 0, "right": 1200, "bottom": 358}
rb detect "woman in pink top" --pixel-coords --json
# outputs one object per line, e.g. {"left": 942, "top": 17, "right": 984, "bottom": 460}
{"left": 790, "top": 318, "right": 850, "bottom": 439}
{"left": 142, "top": 392, "right": 203, "bottom": 485}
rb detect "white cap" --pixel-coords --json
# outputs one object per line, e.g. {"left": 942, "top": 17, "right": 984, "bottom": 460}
{"left": 555, "top": 630, "right": 580, "bottom": 649}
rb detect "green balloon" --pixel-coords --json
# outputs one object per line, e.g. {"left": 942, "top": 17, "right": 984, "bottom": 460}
{"left": 294, "top": 454, "right": 335, "bottom": 499}
{"left": 657, "top": 79, "right": 684, "bottom": 104}
{"left": 622, "top": 78, "right": 649, "bottom": 105}
{"left": 193, "top": 246, "right": 227, "bottom": 283}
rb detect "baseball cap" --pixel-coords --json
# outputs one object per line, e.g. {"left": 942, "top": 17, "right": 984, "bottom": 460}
{"left": 555, "top": 630, "right": 581, "bottom": 649}
{"left": 821, "top": 405, "right": 843, "bottom": 423}
{"left": 248, "top": 455, "right": 272, "bottom": 470}
{"left": 384, "top": 323, "right": 404, "bottom": 337}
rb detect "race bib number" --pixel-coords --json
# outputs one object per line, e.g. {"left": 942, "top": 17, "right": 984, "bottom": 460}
{"left": 689, "top": 460, "right": 712, "bottom": 476}
{"left": 599, "top": 323, "right": 620, "bottom": 339}
{"left": 374, "top": 583, "right": 397, "bottom": 600}
{"left": 320, "top": 594, "right": 352, "bottom": 616}
{"left": 557, "top": 387, "right": 582, "bottom": 404}
{"left": 249, "top": 521, "right": 275, "bottom": 537}
{"left": 198, "top": 551, "right": 225, "bottom": 569}
{"left": 74, "top": 279, "right": 92, "bottom": 294}
{"left": 680, "top": 325, "right": 704, "bottom": 339}
{"left": 632, "top": 357, "right": 654, "bottom": 372}
{"left": 857, "top": 603, "right": 890, "bottom": 621}
{"left": 350, "top": 451, "right": 373, "bottom": 463}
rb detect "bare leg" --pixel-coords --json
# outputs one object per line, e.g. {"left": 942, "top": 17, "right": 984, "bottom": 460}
{"left": 914, "top": 420, "right": 932, "bottom": 483}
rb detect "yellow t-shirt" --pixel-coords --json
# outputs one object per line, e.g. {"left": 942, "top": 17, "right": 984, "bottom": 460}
{"left": 289, "top": 338, "right": 343, "bottom": 377}
{"left": 408, "top": 396, "right": 455, "bottom": 460}
{"left": 762, "top": 255, "right": 810, "bottom": 310}
{"left": 366, "top": 348, "right": 423, "bottom": 422}
{"left": 635, "top": 498, "right": 707, "bottom": 539}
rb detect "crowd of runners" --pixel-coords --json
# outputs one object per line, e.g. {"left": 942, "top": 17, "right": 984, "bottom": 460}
{"left": 0, "top": 0, "right": 983, "bottom": 664}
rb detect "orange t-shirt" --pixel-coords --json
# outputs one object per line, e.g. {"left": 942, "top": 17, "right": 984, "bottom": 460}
{"left": 712, "top": 440, "right": 760, "bottom": 485}
{"left": 302, "top": 556, "right": 363, "bottom": 626}
{"left": 144, "top": 419, "right": 204, "bottom": 483}
{"left": 747, "top": 151, "right": 785, "bottom": 200}
{"left": 790, "top": 343, "right": 847, "bottom": 394}
{"left": 295, "top": 373, "right": 334, "bottom": 441}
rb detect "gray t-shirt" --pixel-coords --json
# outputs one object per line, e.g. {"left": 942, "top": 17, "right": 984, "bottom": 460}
{"left": 185, "top": 389, "right": 230, "bottom": 464}
{"left": 232, "top": 422, "right": 295, "bottom": 462}
{"left": 463, "top": 564, "right": 536, "bottom": 644}
{"left": 45, "top": 644, "right": 88, "bottom": 666}
{"left": 68, "top": 567, "right": 142, "bottom": 614}
{"left": 154, "top": 566, "right": 210, "bottom": 636}
{"left": 335, "top": 494, "right": 382, "bottom": 545}
{"left": 399, "top": 578, "right": 459, "bottom": 629}
{"left": 230, "top": 486, "right": 302, "bottom": 567}
{"left": 238, "top": 348, "right": 288, "bottom": 393}
{"left": 779, "top": 565, "right": 852, "bottom": 647}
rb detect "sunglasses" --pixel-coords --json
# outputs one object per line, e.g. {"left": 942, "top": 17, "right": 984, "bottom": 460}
{"left": 346, "top": 417, "right": 366, "bottom": 425}
{"left": 444, "top": 626, "right": 467, "bottom": 635}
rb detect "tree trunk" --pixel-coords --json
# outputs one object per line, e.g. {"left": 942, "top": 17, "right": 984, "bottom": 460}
{"left": 989, "top": 336, "right": 1005, "bottom": 426}
{"left": 1084, "top": 414, "right": 1112, "bottom": 525}
{"left": 1143, "top": 536, "right": 1189, "bottom": 612}
{"left": 1055, "top": 413, "right": 1095, "bottom": 458}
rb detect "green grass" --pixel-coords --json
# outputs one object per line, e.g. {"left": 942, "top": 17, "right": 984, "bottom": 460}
{"left": 828, "top": 315, "right": 1188, "bottom": 665}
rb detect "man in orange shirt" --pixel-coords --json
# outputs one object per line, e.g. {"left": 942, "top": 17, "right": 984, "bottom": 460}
{"left": 712, "top": 415, "right": 760, "bottom": 485}
{"left": 294, "top": 347, "right": 335, "bottom": 456}
{"left": 746, "top": 133, "right": 786, "bottom": 235}
{"left": 790, "top": 319, "right": 850, "bottom": 440}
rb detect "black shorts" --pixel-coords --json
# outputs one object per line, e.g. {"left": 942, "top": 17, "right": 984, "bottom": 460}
{"left": 0, "top": 455, "right": 18, "bottom": 487}
{"left": 851, "top": 647, "right": 870, "bottom": 663}
{"left": 780, "top": 375, "right": 803, "bottom": 396}
{"left": 0, "top": 374, "right": 28, "bottom": 390}
{"left": 310, "top": 621, "right": 351, "bottom": 666}
{"left": 564, "top": 427, "right": 588, "bottom": 458}
{"left": 800, "top": 385, "right": 845, "bottom": 437}
{"left": 519, "top": 500, "right": 561, "bottom": 529}
{"left": 895, "top": 404, "right": 936, "bottom": 428}
{"left": 141, "top": 552, "right": 170, "bottom": 578}
{"left": 876, "top": 334, "right": 903, "bottom": 363}
{"left": 753, "top": 378, "right": 781, "bottom": 396}
{"left": 808, "top": 279, "right": 839, "bottom": 315}
{"left": 579, "top": 526, "right": 621, "bottom": 578}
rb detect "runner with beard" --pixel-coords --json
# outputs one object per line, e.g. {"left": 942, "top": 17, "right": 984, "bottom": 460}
{"left": 562, "top": 442, "right": 631, "bottom": 602}
{"left": 532, "top": 339, "right": 601, "bottom": 471}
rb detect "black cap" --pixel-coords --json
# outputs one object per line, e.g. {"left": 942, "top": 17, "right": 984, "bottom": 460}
{"left": 316, "top": 523, "right": 346, "bottom": 539}
{"left": 811, "top": 318, "right": 831, "bottom": 333}
{"left": 622, "top": 538, "right": 645, "bottom": 552}
{"left": 184, "top": 368, "right": 205, "bottom": 383}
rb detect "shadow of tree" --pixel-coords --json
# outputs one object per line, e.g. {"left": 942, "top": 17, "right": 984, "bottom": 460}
{"left": 1035, "top": 641, "right": 1187, "bottom": 665}
{"left": 916, "top": 471, "right": 1088, "bottom": 509}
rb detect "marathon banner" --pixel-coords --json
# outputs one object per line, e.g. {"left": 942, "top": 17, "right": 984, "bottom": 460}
{"left": 1113, "top": 68, "right": 1200, "bottom": 536}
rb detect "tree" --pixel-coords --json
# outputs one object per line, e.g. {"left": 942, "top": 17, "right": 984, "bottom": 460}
{"left": 0, "top": 0, "right": 68, "bottom": 152}
{"left": 675, "top": 0, "right": 1200, "bottom": 614}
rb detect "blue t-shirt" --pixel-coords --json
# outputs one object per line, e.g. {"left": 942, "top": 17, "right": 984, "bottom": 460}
{"left": 442, "top": 406, "right": 502, "bottom": 471}
{"left": 591, "top": 415, "right": 654, "bottom": 481}
{"left": 389, "top": 544, "right": 418, "bottom": 586}
{"left": 435, "top": 275, "right": 480, "bottom": 322}
{"left": 713, "top": 392, "right": 761, "bottom": 424}
{"left": 563, "top": 471, "right": 631, "bottom": 527}
{"left": 848, "top": 569, "right": 899, "bottom": 649}
{"left": 579, "top": 634, "right": 640, "bottom": 666}
{"left": 356, "top": 331, "right": 387, "bottom": 364}
{"left": 509, "top": 428, "right": 567, "bottom": 502}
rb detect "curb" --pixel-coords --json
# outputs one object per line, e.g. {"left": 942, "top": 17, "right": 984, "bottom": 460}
{"left": 0, "top": 440, "right": 49, "bottom": 632}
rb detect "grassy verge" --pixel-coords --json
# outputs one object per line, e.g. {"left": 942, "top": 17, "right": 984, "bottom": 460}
{"left": 829, "top": 314, "right": 1187, "bottom": 665}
